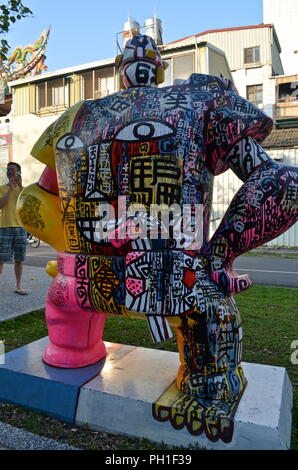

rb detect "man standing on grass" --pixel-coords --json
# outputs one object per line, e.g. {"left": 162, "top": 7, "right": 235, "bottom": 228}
{"left": 0, "top": 162, "right": 28, "bottom": 295}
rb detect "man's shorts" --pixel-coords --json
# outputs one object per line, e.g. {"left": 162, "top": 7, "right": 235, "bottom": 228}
{"left": 0, "top": 227, "right": 27, "bottom": 262}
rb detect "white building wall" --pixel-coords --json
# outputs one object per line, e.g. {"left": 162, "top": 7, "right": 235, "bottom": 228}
{"left": 264, "top": 0, "right": 298, "bottom": 75}
{"left": 0, "top": 119, "right": 12, "bottom": 185}
{"left": 210, "top": 169, "right": 242, "bottom": 237}
{"left": 260, "top": 66, "right": 276, "bottom": 119}
{"left": 232, "top": 65, "right": 276, "bottom": 118}
{"left": 271, "top": 37, "right": 284, "bottom": 76}
{"left": 11, "top": 113, "right": 60, "bottom": 186}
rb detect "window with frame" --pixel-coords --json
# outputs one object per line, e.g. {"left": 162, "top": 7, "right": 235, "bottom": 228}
{"left": 36, "top": 78, "right": 68, "bottom": 111}
{"left": 244, "top": 46, "right": 260, "bottom": 64}
{"left": 173, "top": 53, "right": 194, "bottom": 81}
{"left": 278, "top": 82, "right": 298, "bottom": 102}
{"left": 162, "top": 53, "right": 194, "bottom": 86}
{"left": 247, "top": 84, "right": 263, "bottom": 106}
{"left": 81, "top": 68, "right": 114, "bottom": 100}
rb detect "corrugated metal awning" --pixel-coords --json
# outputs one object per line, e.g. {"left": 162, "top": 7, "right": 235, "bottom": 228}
{"left": 262, "top": 128, "right": 298, "bottom": 148}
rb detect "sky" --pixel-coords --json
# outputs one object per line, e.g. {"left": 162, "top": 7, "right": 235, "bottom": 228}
{"left": 4, "top": 0, "right": 264, "bottom": 73}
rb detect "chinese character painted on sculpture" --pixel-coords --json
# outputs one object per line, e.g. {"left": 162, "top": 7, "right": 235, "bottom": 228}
{"left": 17, "top": 34, "right": 298, "bottom": 443}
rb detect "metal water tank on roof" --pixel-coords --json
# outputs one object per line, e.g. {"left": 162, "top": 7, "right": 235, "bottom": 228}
{"left": 123, "top": 17, "right": 140, "bottom": 46}
{"left": 144, "top": 17, "right": 163, "bottom": 45}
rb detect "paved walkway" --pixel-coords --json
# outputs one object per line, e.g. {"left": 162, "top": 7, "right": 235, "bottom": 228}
{"left": 0, "top": 421, "right": 79, "bottom": 450}
{"left": 0, "top": 263, "right": 51, "bottom": 321}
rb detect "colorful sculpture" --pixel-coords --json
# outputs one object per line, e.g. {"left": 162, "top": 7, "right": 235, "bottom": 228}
{"left": 17, "top": 34, "right": 298, "bottom": 442}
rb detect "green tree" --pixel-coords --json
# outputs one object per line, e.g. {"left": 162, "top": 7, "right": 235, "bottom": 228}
{"left": 0, "top": 0, "right": 32, "bottom": 60}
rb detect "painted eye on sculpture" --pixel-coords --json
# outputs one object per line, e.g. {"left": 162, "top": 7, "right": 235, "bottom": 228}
{"left": 56, "top": 134, "right": 84, "bottom": 150}
{"left": 115, "top": 120, "right": 174, "bottom": 141}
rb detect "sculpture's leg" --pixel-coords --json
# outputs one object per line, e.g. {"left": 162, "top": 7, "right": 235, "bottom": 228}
{"left": 175, "top": 297, "right": 247, "bottom": 401}
{"left": 43, "top": 272, "right": 107, "bottom": 368}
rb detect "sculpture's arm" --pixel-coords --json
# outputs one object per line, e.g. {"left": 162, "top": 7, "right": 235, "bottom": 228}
{"left": 206, "top": 136, "right": 298, "bottom": 294}
{"left": 17, "top": 166, "right": 65, "bottom": 252}
{"left": 223, "top": 136, "right": 273, "bottom": 182}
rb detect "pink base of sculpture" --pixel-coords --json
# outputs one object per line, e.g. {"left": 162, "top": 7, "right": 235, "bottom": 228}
{"left": 44, "top": 269, "right": 107, "bottom": 368}
{"left": 43, "top": 340, "right": 106, "bottom": 369}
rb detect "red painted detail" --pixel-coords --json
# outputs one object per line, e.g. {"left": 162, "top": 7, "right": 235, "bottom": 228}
{"left": 182, "top": 268, "right": 196, "bottom": 289}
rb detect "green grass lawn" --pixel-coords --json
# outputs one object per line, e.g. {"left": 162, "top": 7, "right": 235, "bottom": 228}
{"left": 0, "top": 284, "right": 297, "bottom": 450}
{"left": 243, "top": 250, "right": 298, "bottom": 259}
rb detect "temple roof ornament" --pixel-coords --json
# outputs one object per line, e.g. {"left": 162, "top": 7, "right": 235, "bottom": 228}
{"left": 1, "top": 27, "right": 50, "bottom": 83}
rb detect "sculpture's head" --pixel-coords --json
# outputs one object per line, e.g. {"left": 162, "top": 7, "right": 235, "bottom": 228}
{"left": 116, "top": 33, "right": 168, "bottom": 89}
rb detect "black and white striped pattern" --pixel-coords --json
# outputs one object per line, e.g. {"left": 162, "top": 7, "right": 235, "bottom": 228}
{"left": 131, "top": 238, "right": 152, "bottom": 250}
{"left": 146, "top": 315, "right": 173, "bottom": 343}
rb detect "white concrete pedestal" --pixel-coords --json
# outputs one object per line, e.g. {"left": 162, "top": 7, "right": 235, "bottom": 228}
{"left": 75, "top": 343, "right": 293, "bottom": 450}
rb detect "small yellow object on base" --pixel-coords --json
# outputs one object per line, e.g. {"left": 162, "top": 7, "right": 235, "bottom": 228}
{"left": 46, "top": 260, "right": 58, "bottom": 278}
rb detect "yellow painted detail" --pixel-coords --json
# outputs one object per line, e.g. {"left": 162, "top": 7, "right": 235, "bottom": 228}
{"left": 31, "top": 101, "right": 85, "bottom": 169}
{"left": 119, "top": 75, "right": 125, "bottom": 90}
{"left": 156, "top": 66, "right": 165, "bottom": 84}
{"left": 115, "top": 54, "right": 123, "bottom": 67}
{"left": 152, "top": 381, "right": 237, "bottom": 442}
{"left": 176, "top": 327, "right": 186, "bottom": 367}
{"left": 16, "top": 183, "right": 65, "bottom": 251}
{"left": 60, "top": 194, "right": 81, "bottom": 253}
{"left": 123, "top": 312, "right": 184, "bottom": 325}
{"left": 145, "top": 49, "right": 157, "bottom": 59}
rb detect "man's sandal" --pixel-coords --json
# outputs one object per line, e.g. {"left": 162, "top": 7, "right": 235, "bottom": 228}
{"left": 14, "top": 289, "right": 29, "bottom": 295}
